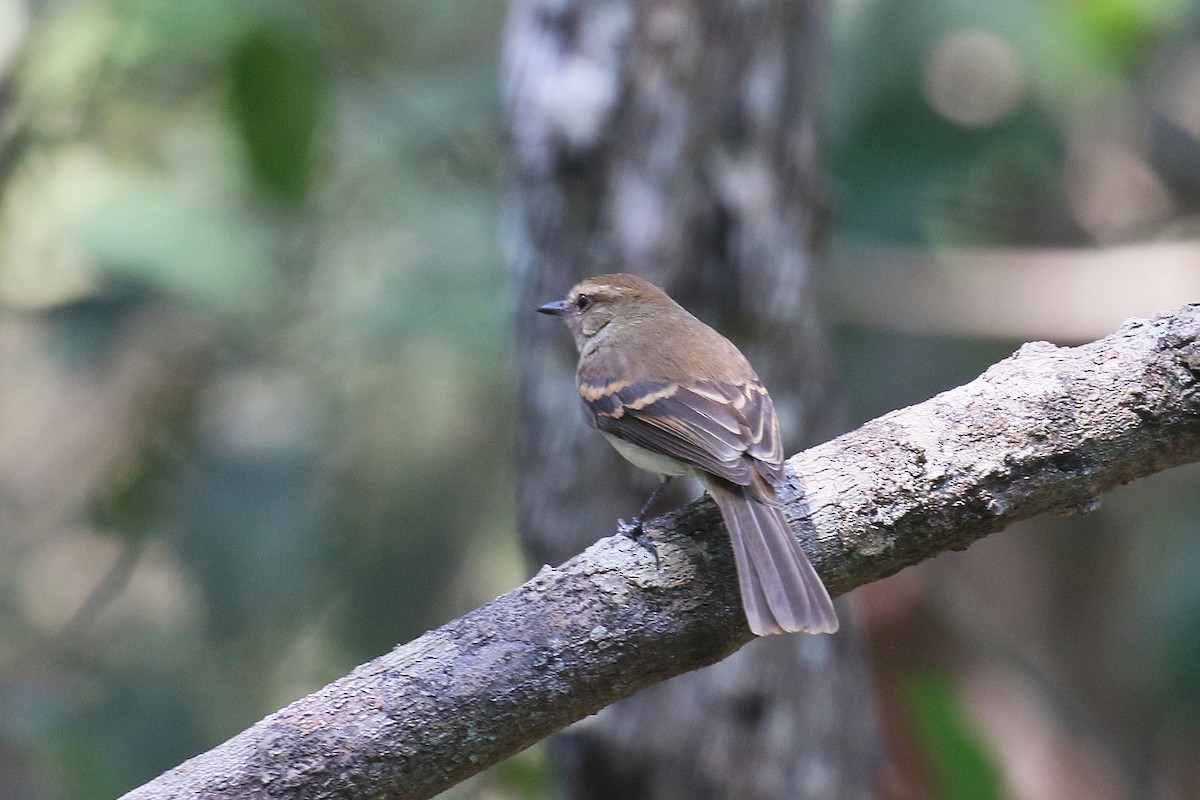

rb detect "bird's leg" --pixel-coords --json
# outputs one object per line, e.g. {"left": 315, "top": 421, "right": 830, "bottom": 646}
{"left": 618, "top": 478, "right": 670, "bottom": 565}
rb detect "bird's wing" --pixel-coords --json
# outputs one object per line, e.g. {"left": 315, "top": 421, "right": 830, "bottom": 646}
{"left": 579, "top": 376, "right": 784, "bottom": 488}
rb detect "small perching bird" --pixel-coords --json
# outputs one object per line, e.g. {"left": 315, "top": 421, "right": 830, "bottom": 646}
{"left": 537, "top": 273, "right": 838, "bottom": 636}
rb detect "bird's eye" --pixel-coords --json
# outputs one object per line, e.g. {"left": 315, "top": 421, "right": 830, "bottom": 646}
{"left": 576, "top": 294, "right": 594, "bottom": 311}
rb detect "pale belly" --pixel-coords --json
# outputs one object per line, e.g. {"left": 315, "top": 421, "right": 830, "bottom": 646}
{"left": 603, "top": 433, "right": 693, "bottom": 478}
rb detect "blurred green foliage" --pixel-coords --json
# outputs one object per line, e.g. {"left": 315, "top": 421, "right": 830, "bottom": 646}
{"left": 906, "top": 670, "right": 1002, "bottom": 800}
{"left": 0, "top": 0, "right": 524, "bottom": 796}
{"left": 827, "top": 0, "right": 1199, "bottom": 248}
{"left": 0, "top": 0, "right": 1197, "bottom": 798}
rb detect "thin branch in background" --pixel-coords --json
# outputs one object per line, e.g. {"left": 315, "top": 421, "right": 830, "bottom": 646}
{"left": 52, "top": 534, "right": 145, "bottom": 645}
{"left": 0, "top": 535, "right": 145, "bottom": 686}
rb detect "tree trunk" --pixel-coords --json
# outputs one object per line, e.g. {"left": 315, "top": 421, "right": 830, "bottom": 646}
{"left": 505, "top": 0, "right": 882, "bottom": 796}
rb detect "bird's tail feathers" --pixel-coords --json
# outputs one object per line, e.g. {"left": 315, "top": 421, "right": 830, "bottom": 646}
{"left": 709, "top": 481, "right": 838, "bottom": 636}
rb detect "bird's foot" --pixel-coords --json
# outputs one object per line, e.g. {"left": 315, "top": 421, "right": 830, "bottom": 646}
{"left": 618, "top": 517, "right": 660, "bottom": 566}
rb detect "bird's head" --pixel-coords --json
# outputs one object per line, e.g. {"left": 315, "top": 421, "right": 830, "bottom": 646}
{"left": 536, "top": 273, "right": 673, "bottom": 352}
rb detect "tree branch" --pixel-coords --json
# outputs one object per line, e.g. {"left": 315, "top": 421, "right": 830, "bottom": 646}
{"left": 119, "top": 305, "right": 1200, "bottom": 800}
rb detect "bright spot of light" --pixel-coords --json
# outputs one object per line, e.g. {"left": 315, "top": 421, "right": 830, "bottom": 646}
{"left": 923, "top": 29, "right": 1025, "bottom": 128}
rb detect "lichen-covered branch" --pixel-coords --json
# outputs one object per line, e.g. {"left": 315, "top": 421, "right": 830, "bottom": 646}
{"left": 119, "top": 305, "right": 1200, "bottom": 800}
{"left": 798, "top": 305, "right": 1200, "bottom": 595}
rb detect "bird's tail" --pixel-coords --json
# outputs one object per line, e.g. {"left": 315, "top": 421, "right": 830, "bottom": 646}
{"left": 708, "top": 481, "right": 838, "bottom": 636}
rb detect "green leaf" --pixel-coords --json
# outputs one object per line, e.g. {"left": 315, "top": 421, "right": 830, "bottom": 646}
{"left": 227, "top": 28, "right": 324, "bottom": 204}
{"left": 906, "top": 669, "right": 1002, "bottom": 800}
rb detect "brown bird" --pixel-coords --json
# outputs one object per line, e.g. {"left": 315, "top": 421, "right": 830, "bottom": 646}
{"left": 537, "top": 273, "right": 838, "bottom": 636}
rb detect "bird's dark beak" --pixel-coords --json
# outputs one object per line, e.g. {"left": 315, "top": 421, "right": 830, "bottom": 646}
{"left": 536, "top": 299, "right": 572, "bottom": 316}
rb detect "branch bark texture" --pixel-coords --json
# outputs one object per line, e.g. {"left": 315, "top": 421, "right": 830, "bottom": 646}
{"left": 120, "top": 305, "right": 1200, "bottom": 800}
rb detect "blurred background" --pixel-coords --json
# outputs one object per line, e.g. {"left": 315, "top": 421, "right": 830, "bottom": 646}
{"left": 0, "top": 0, "right": 1196, "bottom": 798}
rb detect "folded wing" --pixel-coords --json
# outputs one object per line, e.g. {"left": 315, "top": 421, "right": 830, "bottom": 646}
{"left": 579, "top": 376, "right": 784, "bottom": 490}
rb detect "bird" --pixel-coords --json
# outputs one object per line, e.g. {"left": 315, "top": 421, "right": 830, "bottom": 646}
{"left": 537, "top": 273, "right": 838, "bottom": 636}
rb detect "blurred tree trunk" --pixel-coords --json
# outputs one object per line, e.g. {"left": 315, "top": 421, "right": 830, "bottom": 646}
{"left": 506, "top": 0, "right": 882, "bottom": 798}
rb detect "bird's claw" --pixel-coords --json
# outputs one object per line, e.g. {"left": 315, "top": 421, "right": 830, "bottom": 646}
{"left": 618, "top": 518, "right": 660, "bottom": 566}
